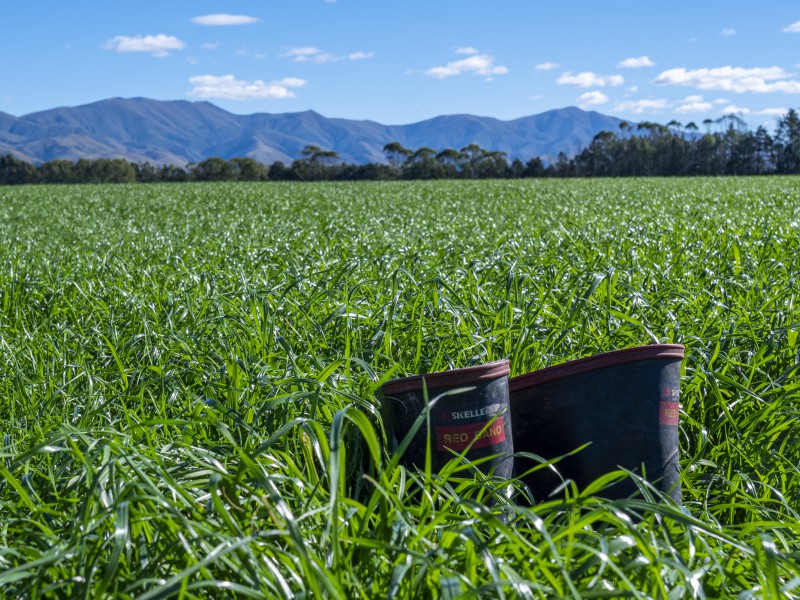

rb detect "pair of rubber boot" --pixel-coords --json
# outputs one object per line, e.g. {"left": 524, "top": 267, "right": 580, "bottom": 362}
{"left": 381, "top": 345, "right": 683, "bottom": 503}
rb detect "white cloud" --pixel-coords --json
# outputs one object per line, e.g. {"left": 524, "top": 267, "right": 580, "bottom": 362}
{"left": 557, "top": 71, "right": 624, "bottom": 87}
{"left": 425, "top": 54, "right": 508, "bottom": 79}
{"left": 758, "top": 107, "right": 788, "bottom": 115}
{"left": 654, "top": 66, "right": 800, "bottom": 93}
{"left": 721, "top": 28, "right": 736, "bottom": 36}
{"left": 535, "top": 61, "right": 560, "bottom": 71}
{"left": 283, "top": 47, "right": 369, "bottom": 63}
{"left": 577, "top": 91, "right": 609, "bottom": 107}
{"left": 455, "top": 46, "right": 480, "bottom": 55}
{"left": 713, "top": 98, "right": 730, "bottom": 104}
{"left": 618, "top": 56, "right": 654, "bottom": 68}
{"left": 676, "top": 95, "right": 719, "bottom": 114}
{"left": 103, "top": 34, "right": 185, "bottom": 57}
{"left": 187, "top": 74, "right": 306, "bottom": 100}
{"left": 613, "top": 99, "right": 668, "bottom": 114}
{"left": 627, "top": 86, "right": 639, "bottom": 92}
{"left": 277, "top": 77, "right": 306, "bottom": 87}
{"left": 721, "top": 105, "right": 750, "bottom": 114}
{"left": 284, "top": 47, "right": 319, "bottom": 60}
{"left": 201, "top": 42, "right": 219, "bottom": 50}
{"left": 192, "top": 14, "right": 259, "bottom": 26}
{"left": 783, "top": 21, "right": 800, "bottom": 33}
{"left": 675, "top": 101, "right": 713, "bottom": 113}
{"left": 284, "top": 47, "right": 338, "bottom": 63}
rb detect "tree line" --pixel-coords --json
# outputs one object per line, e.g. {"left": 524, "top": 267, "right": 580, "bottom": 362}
{"left": 566, "top": 112, "right": 799, "bottom": 177}
{"left": 3, "top": 109, "right": 800, "bottom": 185}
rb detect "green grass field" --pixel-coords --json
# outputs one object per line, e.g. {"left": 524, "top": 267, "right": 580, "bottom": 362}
{"left": 1, "top": 179, "right": 799, "bottom": 598}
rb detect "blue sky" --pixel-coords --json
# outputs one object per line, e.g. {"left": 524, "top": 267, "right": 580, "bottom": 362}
{"left": 3, "top": 1, "right": 800, "bottom": 129}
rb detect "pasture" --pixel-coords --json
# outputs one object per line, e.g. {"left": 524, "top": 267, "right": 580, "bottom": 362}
{"left": 1, "top": 179, "right": 799, "bottom": 598}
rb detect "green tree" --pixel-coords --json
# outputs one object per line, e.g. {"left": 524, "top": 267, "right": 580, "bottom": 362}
{"left": 435, "top": 148, "right": 465, "bottom": 178}
{"left": 39, "top": 160, "right": 76, "bottom": 184}
{"left": 551, "top": 152, "right": 574, "bottom": 177}
{"left": 508, "top": 158, "right": 526, "bottom": 178}
{"left": 460, "top": 144, "right": 486, "bottom": 179}
{"left": 158, "top": 164, "right": 190, "bottom": 182}
{"left": 268, "top": 161, "right": 297, "bottom": 181}
{"left": 382, "top": 142, "right": 412, "bottom": 174}
{"left": 774, "top": 108, "right": 800, "bottom": 174}
{"left": 476, "top": 150, "right": 509, "bottom": 178}
{"left": 293, "top": 145, "right": 340, "bottom": 180}
{"left": 753, "top": 125, "right": 774, "bottom": 174}
{"left": 193, "top": 157, "right": 235, "bottom": 181}
{"left": 523, "top": 157, "right": 546, "bottom": 177}
{"left": 403, "top": 147, "right": 440, "bottom": 179}
{"left": 135, "top": 162, "right": 158, "bottom": 183}
{"left": 91, "top": 159, "right": 136, "bottom": 183}
{"left": 0, "top": 154, "right": 36, "bottom": 185}
{"left": 231, "top": 157, "right": 268, "bottom": 181}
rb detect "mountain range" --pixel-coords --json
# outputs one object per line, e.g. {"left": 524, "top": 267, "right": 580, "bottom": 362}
{"left": 0, "top": 98, "right": 626, "bottom": 166}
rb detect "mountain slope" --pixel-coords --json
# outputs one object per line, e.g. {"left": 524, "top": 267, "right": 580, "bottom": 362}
{"left": 0, "top": 98, "right": 625, "bottom": 165}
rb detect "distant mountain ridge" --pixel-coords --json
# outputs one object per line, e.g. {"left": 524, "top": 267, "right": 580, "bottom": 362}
{"left": 0, "top": 98, "right": 626, "bottom": 166}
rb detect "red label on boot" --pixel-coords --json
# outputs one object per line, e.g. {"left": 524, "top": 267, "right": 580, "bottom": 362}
{"left": 435, "top": 416, "right": 506, "bottom": 452}
{"left": 659, "top": 401, "right": 679, "bottom": 426}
